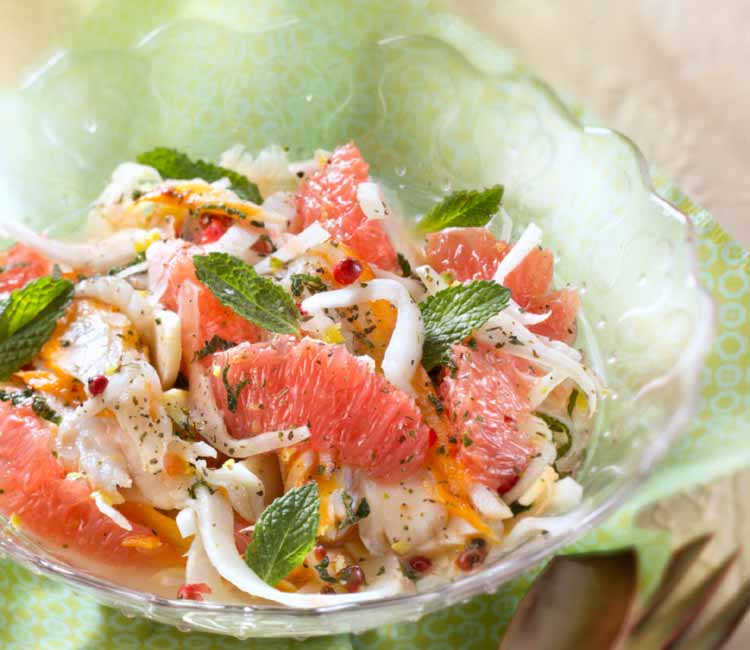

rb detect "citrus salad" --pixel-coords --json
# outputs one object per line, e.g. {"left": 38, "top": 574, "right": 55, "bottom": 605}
{"left": 0, "top": 143, "right": 601, "bottom": 606}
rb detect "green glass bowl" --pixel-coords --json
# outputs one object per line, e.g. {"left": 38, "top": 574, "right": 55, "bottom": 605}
{"left": 0, "top": 0, "right": 713, "bottom": 638}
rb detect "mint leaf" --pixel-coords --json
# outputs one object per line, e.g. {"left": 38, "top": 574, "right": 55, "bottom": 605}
{"left": 194, "top": 252, "right": 299, "bottom": 334}
{"left": 194, "top": 335, "right": 236, "bottom": 361}
{"left": 137, "top": 147, "right": 262, "bottom": 204}
{"left": 420, "top": 280, "right": 510, "bottom": 371}
{"left": 289, "top": 273, "right": 327, "bottom": 297}
{"left": 417, "top": 185, "right": 504, "bottom": 233}
{"left": 245, "top": 483, "right": 320, "bottom": 586}
{"left": 0, "top": 276, "right": 74, "bottom": 380}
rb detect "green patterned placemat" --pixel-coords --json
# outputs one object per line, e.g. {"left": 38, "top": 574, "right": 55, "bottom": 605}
{"left": 0, "top": 1, "right": 747, "bottom": 648}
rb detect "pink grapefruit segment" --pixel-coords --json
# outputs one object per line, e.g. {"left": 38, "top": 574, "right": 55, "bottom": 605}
{"left": 438, "top": 344, "right": 534, "bottom": 493}
{"left": 154, "top": 242, "right": 262, "bottom": 361}
{"left": 209, "top": 337, "right": 429, "bottom": 481}
{"left": 0, "top": 244, "right": 53, "bottom": 293}
{"left": 425, "top": 227, "right": 578, "bottom": 343}
{"left": 0, "top": 401, "right": 172, "bottom": 564}
{"left": 296, "top": 143, "right": 398, "bottom": 270}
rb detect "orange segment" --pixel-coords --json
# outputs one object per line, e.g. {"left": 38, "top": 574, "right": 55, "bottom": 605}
{"left": 116, "top": 501, "right": 191, "bottom": 555}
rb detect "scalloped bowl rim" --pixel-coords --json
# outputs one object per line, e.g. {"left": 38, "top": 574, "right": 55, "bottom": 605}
{"left": 0, "top": 30, "right": 715, "bottom": 635}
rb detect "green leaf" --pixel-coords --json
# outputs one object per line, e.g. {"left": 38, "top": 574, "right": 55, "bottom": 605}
{"left": 0, "top": 276, "right": 74, "bottom": 379}
{"left": 419, "top": 280, "right": 510, "bottom": 371}
{"left": 245, "top": 482, "right": 320, "bottom": 586}
{"left": 193, "top": 252, "right": 299, "bottom": 334}
{"left": 501, "top": 550, "right": 638, "bottom": 650}
{"left": 289, "top": 273, "right": 328, "bottom": 297}
{"left": 193, "top": 334, "right": 237, "bottom": 361}
{"left": 137, "top": 147, "right": 262, "bottom": 203}
{"left": 417, "top": 185, "right": 504, "bottom": 233}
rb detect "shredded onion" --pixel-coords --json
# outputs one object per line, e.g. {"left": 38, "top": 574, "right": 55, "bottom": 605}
{"left": 0, "top": 219, "right": 160, "bottom": 273}
{"left": 469, "top": 485, "right": 513, "bottom": 521}
{"left": 91, "top": 491, "right": 132, "bottom": 531}
{"left": 502, "top": 432, "right": 557, "bottom": 505}
{"left": 493, "top": 222, "right": 543, "bottom": 284}
{"left": 76, "top": 275, "right": 181, "bottom": 387}
{"left": 477, "top": 311, "right": 599, "bottom": 413}
{"left": 203, "top": 224, "right": 260, "bottom": 263}
{"left": 302, "top": 279, "right": 423, "bottom": 394}
{"left": 254, "top": 223, "right": 330, "bottom": 274}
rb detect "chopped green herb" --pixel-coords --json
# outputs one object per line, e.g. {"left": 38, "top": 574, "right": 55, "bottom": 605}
{"left": 396, "top": 253, "right": 412, "bottom": 278}
{"left": 137, "top": 147, "right": 262, "bottom": 203}
{"left": 194, "top": 252, "right": 299, "bottom": 334}
{"left": 290, "top": 273, "right": 328, "bottom": 297}
{"left": 536, "top": 412, "right": 572, "bottom": 459}
{"left": 567, "top": 388, "right": 580, "bottom": 417}
{"left": 419, "top": 280, "right": 510, "bottom": 371}
{"left": 0, "top": 388, "right": 61, "bottom": 424}
{"left": 194, "top": 335, "right": 237, "bottom": 361}
{"left": 462, "top": 434, "right": 473, "bottom": 447}
{"left": 0, "top": 276, "right": 74, "bottom": 379}
{"left": 427, "top": 394, "right": 444, "bottom": 414}
{"left": 107, "top": 251, "right": 146, "bottom": 276}
{"left": 222, "top": 365, "right": 250, "bottom": 413}
{"left": 417, "top": 185, "right": 504, "bottom": 233}
{"left": 339, "top": 492, "right": 370, "bottom": 529}
{"left": 245, "top": 483, "right": 320, "bottom": 586}
{"left": 510, "top": 502, "right": 531, "bottom": 516}
{"left": 314, "top": 556, "right": 338, "bottom": 584}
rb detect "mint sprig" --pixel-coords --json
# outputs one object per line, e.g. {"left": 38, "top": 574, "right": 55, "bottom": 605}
{"left": 0, "top": 276, "right": 74, "bottom": 380}
{"left": 417, "top": 185, "right": 504, "bottom": 233}
{"left": 193, "top": 252, "right": 299, "bottom": 335}
{"left": 137, "top": 147, "right": 262, "bottom": 204}
{"left": 245, "top": 482, "right": 320, "bottom": 586}
{"left": 419, "top": 280, "right": 510, "bottom": 371}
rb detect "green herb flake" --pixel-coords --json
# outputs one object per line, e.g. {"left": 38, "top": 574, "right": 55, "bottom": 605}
{"left": 0, "top": 276, "right": 74, "bottom": 379}
{"left": 536, "top": 412, "right": 572, "bottom": 459}
{"left": 137, "top": 147, "right": 262, "bottom": 203}
{"left": 194, "top": 335, "right": 237, "bottom": 361}
{"left": 567, "top": 388, "right": 580, "bottom": 417}
{"left": 427, "top": 394, "right": 444, "bottom": 414}
{"left": 245, "top": 482, "right": 320, "bottom": 586}
{"left": 0, "top": 388, "right": 61, "bottom": 425}
{"left": 107, "top": 251, "right": 146, "bottom": 276}
{"left": 194, "top": 252, "right": 299, "bottom": 334}
{"left": 314, "top": 556, "right": 338, "bottom": 584}
{"left": 221, "top": 365, "right": 250, "bottom": 413}
{"left": 419, "top": 280, "right": 510, "bottom": 371}
{"left": 417, "top": 185, "right": 504, "bottom": 233}
{"left": 396, "top": 253, "right": 412, "bottom": 278}
{"left": 339, "top": 492, "right": 370, "bottom": 530}
{"left": 289, "top": 273, "right": 328, "bottom": 298}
